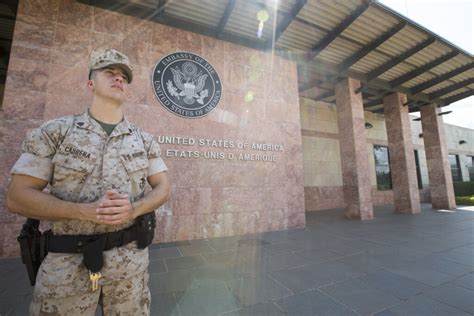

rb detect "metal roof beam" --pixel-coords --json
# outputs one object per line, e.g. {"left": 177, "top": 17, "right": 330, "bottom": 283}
{"left": 407, "top": 101, "right": 430, "bottom": 113}
{"left": 408, "top": 105, "right": 428, "bottom": 113}
{"left": 298, "top": 80, "right": 322, "bottom": 92}
{"left": 306, "top": 1, "right": 369, "bottom": 60}
{"left": 272, "top": 0, "right": 306, "bottom": 44}
{"left": 384, "top": 78, "right": 473, "bottom": 110}
{"left": 357, "top": 38, "right": 435, "bottom": 93}
{"left": 404, "top": 100, "right": 420, "bottom": 107}
{"left": 389, "top": 51, "right": 460, "bottom": 89}
{"left": 82, "top": 0, "right": 166, "bottom": 20}
{"left": 157, "top": 0, "right": 166, "bottom": 19}
{"left": 359, "top": 79, "right": 447, "bottom": 107}
{"left": 441, "top": 90, "right": 474, "bottom": 106}
{"left": 410, "top": 62, "right": 474, "bottom": 94}
{"left": 158, "top": 15, "right": 266, "bottom": 50}
{"left": 333, "top": 22, "right": 406, "bottom": 75}
{"left": 216, "top": 0, "right": 236, "bottom": 38}
{"left": 282, "top": 17, "right": 467, "bottom": 95}
{"left": 313, "top": 90, "right": 334, "bottom": 101}
{"left": 364, "top": 98, "right": 384, "bottom": 108}
{"left": 363, "top": 86, "right": 384, "bottom": 97}
{"left": 295, "top": 55, "right": 470, "bottom": 110}
{"left": 81, "top": 0, "right": 265, "bottom": 50}
{"left": 428, "top": 78, "right": 474, "bottom": 100}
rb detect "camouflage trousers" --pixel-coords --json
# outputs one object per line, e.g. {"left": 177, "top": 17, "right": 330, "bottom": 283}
{"left": 30, "top": 270, "right": 150, "bottom": 316}
{"left": 29, "top": 243, "right": 151, "bottom": 315}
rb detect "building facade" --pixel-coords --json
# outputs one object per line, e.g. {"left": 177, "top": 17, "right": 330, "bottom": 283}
{"left": 0, "top": 0, "right": 472, "bottom": 257}
{"left": 0, "top": 0, "right": 307, "bottom": 257}
{"left": 301, "top": 98, "right": 474, "bottom": 211}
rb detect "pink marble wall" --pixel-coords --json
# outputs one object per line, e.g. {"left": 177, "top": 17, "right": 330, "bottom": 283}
{"left": 305, "top": 186, "right": 427, "bottom": 211}
{"left": 305, "top": 187, "right": 345, "bottom": 211}
{"left": 0, "top": 0, "right": 305, "bottom": 257}
{"left": 335, "top": 78, "right": 374, "bottom": 220}
{"left": 420, "top": 104, "right": 456, "bottom": 209}
{"left": 383, "top": 93, "right": 420, "bottom": 214}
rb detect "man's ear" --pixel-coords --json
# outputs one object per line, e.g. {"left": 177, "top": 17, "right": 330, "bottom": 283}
{"left": 87, "top": 79, "right": 94, "bottom": 90}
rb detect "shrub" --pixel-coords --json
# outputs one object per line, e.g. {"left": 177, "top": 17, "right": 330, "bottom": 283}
{"left": 453, "top": 181, "right": 474, "bottom": 197}
{"left": 455, "top": 196, "right": 474, "bottom": 206}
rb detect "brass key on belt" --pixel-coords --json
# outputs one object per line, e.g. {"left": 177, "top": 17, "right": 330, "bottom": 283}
{"left": 89, "top": 271, "right": 102, "bottom": 291}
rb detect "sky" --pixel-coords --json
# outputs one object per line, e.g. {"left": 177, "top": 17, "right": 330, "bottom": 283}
{"left": 379, "top": 0, "right": 473, "bottom": 129}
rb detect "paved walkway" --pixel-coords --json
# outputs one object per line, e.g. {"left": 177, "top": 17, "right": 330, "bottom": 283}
{"left": 1, "top": 203, "right": 473, "bottom": 315}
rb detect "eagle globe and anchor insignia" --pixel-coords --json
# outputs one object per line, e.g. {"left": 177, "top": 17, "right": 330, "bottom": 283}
{"left": 152, "top": 52, "right": 222, "bottom": 118}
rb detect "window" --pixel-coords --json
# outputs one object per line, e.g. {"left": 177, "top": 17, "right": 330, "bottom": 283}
{"left": 374, "top": 145, "right": 392, "bottom": 190}
{"left": 414, "top": 150, "right": 423, "bottom": 189}
{"left": 467, "top": 156, "right": 474, "bottom": 182}
{"left": 448, "top": 154, "right": 462, "bottom": 182}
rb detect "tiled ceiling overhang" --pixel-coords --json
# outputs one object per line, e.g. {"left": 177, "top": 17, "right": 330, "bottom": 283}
{"left": 81, "top": 0, "right": 473, "bottom": 113}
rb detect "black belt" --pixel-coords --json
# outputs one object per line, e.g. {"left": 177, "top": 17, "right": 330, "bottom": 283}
{"left": 45, "top": 224, "right": 139, "bottom": 273}
{"left": 43, "top": 212, "right": 155, "bottom": 273}
{"left": 46, "top": 224, "right": 138, "bottom": 254}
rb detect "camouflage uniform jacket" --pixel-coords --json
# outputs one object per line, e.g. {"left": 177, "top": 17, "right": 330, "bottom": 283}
{"left": 11, "top": 111, "right": 167, "bottom": 295}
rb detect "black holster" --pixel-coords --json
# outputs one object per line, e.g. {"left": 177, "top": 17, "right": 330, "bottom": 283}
{"left": 136, "top": 211, "right": 156, "bottom": 249}
{"left": 17, "top": 218, "right": 48, "bottom": 286}
{"left": 80, "top": 212, "right": 156, "bottom": 272}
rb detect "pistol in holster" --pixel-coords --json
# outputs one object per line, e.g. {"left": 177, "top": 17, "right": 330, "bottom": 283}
{"left": 135, "top": 211, "right": 156, "bottom": 249}
{"left": 17, "top": 218, "right": 48, "bottom": 286}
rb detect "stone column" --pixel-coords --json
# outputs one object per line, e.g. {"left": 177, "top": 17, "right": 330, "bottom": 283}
{"left": 420, "top": 104, "right": 456, "bottom": 209}
{"left": 383, "top": 93, "right": 421, "bottom": 214}
{"left": 335, "top": 78, "right": 374, "bottom": 220}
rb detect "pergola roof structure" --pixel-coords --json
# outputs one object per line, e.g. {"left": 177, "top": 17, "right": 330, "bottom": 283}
{"left": 72, "top": 0, "right": 474, "bottom": 112}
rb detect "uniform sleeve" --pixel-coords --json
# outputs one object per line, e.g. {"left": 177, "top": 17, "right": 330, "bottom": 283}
{"left": 10, "top": 121, "right": 63, "bottom": 182}
{"left": 142, "top": 132, "right": 168, "bottom": 176}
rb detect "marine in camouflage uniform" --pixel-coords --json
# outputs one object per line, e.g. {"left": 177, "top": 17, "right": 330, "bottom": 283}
{"left": 7, "top": 49, "right": 170, "bottom": 315}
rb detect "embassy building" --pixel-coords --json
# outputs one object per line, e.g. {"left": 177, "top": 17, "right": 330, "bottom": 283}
{"left": 0, "top": 0, "right": 473, "bottom": 257}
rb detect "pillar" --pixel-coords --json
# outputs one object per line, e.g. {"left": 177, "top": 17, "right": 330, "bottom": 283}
{"left": 383, "top": 93, "right": 421, "bottom": 214}
{"left": 420, "top": 104, "right": 456, "bottom": 209}
{"left": 335, "top": 78, "right": 374, "bottom": 220}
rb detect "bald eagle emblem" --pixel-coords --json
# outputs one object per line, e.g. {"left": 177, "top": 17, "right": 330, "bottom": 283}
{"left": 166, "top": 62, "right": 209, "bottom": 105}
{"left": 152, "top": 52, "right": 222, "bottom": 118}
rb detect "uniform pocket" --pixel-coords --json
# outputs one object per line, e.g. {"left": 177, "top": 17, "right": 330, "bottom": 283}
{"left": 51, "top": 154, "right": 96, "bottom": 200}
{"left": 52, "top": 153, "right": 96, "bottom": 174}
{"left": 120, "top": 151, "right": 149, "bottom": 196}
{"left": 120, "top": 154, "right": 149, "bottom": 173}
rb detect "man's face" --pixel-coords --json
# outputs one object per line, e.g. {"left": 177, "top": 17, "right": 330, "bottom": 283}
{"left": 89, "top": 66, "right": 129, "bottom": 103}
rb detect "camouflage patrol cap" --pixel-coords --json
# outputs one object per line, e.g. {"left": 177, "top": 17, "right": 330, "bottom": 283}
{"left": 89, "top": 49, "right": 134, "bottom": 83}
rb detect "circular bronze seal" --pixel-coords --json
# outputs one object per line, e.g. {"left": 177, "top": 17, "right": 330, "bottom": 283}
{"left": 152, "top": 52, "right": 222, "bottom": 118}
